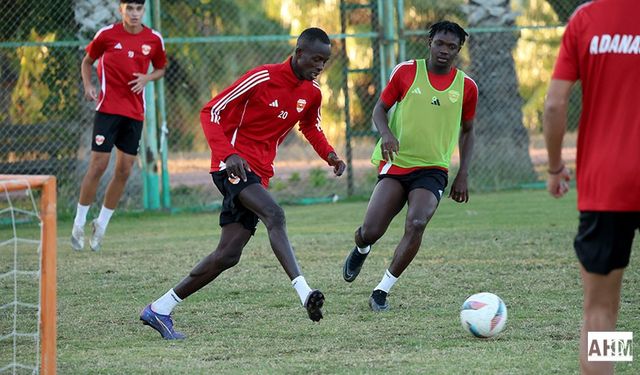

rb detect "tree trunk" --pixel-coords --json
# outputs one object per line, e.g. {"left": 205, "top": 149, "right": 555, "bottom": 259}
{"left": 545, "top": 0, "right": 589, "bottom": 22}
{"left": 463, "top": 0, "right": 536, "bottom": 189}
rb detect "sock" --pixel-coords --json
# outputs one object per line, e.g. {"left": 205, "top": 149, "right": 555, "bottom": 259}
{"left": 74, "top": 204, "right": 90, "bottom": 227}
{"left": 357, "top": 245, "right": 371, "bottom": 255}
{"left": 292, "top": 275, "right": 313, "bottom": 305}
{"left": 374, "top": 269, "right": 398, "bottom": 293}
{"left": 96, "top": 206, "right": 114, "bottom": 229}
{"left": 151, "top": 288, "right": 182, "bottom": 315}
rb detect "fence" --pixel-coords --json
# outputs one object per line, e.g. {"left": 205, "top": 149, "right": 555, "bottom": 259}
{"left": 0, "top": 0, "right": 583, "bottom": 213}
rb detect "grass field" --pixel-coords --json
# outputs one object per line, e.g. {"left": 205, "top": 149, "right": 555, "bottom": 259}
{"left": 4, "top": 189, "right": 640, "bottom": 374}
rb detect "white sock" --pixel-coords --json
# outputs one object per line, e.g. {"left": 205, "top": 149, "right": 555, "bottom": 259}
{"left": 292, "top": 275, "right": 313, "bottom": 305}
{"left": 96, "top": 206, "right": 114, "bottom": 228}
{"left": 74, "top": 204, "right": 90, "bottom": 227}
{"left": 374, "top": 269, "right": 398, "bottom": 293}
{"left": 357, "top": 245, "right": 371, "bottom": 254}
{"left": 151, "top": 288, "right": 182, "bottom": 315}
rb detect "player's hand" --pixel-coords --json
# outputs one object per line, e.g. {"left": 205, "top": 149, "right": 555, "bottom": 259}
{"left": 84, "top": 85, "right": 98, "bottom": 101}
{"left": 327, "top": 152, "right": 346, "bottom": 176}
{"left": 546, "top": 166, "right": 570, "bottom": 198}
{"left": 128, "top": 73, "right": 150, "bottom": 94}
{"left": 449, "top": 172, "right": 469, "bottom": 203}
{"left": 224, "top": 154, "right": 252, "bottom": 182}
{"left": 380, "top": 132, "right": 399, "bottom": 162}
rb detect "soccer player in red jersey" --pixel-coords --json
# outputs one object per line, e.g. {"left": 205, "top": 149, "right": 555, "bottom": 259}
{"left": 544, "top": 1, "right": 640, "bottom": 373}
{"left": 140, "top": 28, "right": 346, "bottom": 339}
{"left": 342, "top": 21, "right": 478, "bottom": 311}
{"left": 71, "top": 0, "right": 167, "bottom": 252}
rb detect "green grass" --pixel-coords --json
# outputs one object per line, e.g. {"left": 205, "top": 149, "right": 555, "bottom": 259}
{"left": 5, "top": 189, "right": 640, "bottom": 373}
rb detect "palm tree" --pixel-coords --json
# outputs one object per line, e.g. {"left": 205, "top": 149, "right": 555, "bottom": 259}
{"left": 463, "top": 0, "right": 536, "bottom": 189}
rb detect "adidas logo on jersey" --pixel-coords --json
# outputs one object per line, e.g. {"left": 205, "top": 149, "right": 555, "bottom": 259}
{"left": 431, "top": 96, "right": 441, "bottom": 106}
{"left": 269, "top": 99, "right": 279, "bottom": 107}
{"left": 114, "top": 42, "right": 122, "bottom": 49}
{"left": 411, "top": 87, "right": 422, "bottom": 95}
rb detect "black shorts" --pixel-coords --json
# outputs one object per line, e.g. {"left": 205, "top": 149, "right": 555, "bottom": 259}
{"left": 211, "top": 170, "right": 262, "bottom": 234}
{"left": 378, "top": 168, "right": 448, "bottom": 201}
{"left": 92, "top": 112, "right": 143, "bottom": 155}
{"left": 574, "top": 211, "right": 640, "bottom": 275}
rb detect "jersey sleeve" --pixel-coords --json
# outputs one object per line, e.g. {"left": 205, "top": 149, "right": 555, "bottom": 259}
{"left": 85, "top": 27, "right": 109, "bottom": 60}
{"left": 298, "top": 91, "right": 335, "bottom": 162}
{"left": 462, "top": 76, "right": 479, "bottom": 121}
{"left": 552, "top": 9, "right": 581, "bottom": 81}
{"left": 151, "top": 30, "right": 167, "bottom": 69}
{"left": 201, "top": 67, "right": 270, "bottom": 163}
{"left": 380, "top": 62, "right": 415, "bottom": 107}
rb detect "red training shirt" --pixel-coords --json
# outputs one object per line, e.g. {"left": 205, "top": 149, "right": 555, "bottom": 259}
{"left": 552, "top": 0, "right": 640, "bottom": 211}
{"left": 86, "top": 23, "right": 167, "bottom": 121}
{"left": 377, "top": 60, "right": 479, "bottom": 175}
{"left": 200, "top": 57, "right": 336, "bottom": 187}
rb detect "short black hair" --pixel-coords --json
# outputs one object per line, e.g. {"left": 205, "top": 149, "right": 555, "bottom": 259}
{"left": 297, "top": 27, "right": 331, "bottom": 46}
{"left": 428, "top": 21, "right": 468, "bottom": 45}
{"left": 121, "top": 0, "right": 145, "bottom": 4}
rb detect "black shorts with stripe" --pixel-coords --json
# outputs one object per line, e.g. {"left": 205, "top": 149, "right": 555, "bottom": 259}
{"left": 211, "top": 170, "right": 262, "bottom": 234}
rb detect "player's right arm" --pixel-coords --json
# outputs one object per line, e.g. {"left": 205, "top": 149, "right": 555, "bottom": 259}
{"left": 372, "top": 99, "right": 397, "bottom": 162}
{"left": 373, "top": 61, "right": 412, "bottom": 162}
{"left": 543, "top": 79, "right": 573, "bottom": 198}
{"left": 201, "top": 67, "right": 269, "bottom": 181}
{"left": 82, "top": 26, "right": 110, "bottom": 102}
{"left": 81, "top": 54, "right": 97, "bottom": 101}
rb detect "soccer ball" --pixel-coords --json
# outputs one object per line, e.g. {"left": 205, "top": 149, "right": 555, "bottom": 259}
{"left": 460, "top": 292, "right": 507, "bottom": 338}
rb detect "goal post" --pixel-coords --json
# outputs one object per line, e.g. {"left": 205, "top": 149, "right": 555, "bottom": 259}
{"left": 0, "top": 175, "right": 57, "bottom": 375}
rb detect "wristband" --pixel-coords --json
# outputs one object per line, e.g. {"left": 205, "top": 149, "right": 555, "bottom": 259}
{"left": 547, "top": 164, "right": 565, "bottom": 175}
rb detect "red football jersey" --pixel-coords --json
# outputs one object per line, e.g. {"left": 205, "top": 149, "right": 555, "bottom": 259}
{"left": 377, "top": 60, "right": 478, "bottom": 175}
{"left": 552, "top": 0, "right": 640, "bottom": 211}
{"left": 86, "top": 23, "right": 167, "bottom": 121}
{"left": 200, "top": 57, "right": 335, "bottom": 187}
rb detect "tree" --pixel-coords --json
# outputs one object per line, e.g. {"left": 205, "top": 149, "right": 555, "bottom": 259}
{"left": 463, "top": 0, "right": 536, "bottom": 189}
{"left": 546, "top": 0, "right": 589, "bottom": 22}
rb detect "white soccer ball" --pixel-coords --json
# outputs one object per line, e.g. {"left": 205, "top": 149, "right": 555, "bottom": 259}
{"left": 460, "top": 292, "right": 507, "bottom": 338}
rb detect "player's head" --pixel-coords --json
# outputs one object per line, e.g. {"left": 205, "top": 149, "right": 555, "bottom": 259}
{"left": 119, "top": 0, "right": 145, "bottom": 29}
{"left": 291, "top": 27, "right": 332, "bottom": 81}
{"left": 427, "top": 21, "right": 468, "bottom": 70}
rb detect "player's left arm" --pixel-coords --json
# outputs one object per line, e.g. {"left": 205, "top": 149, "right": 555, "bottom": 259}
{"left": 450, "top": 77, "right": 478, "bottom": 203}
{"left": 129, "top": 34, "right": 168, "bottom": 94}
{"left": 450, "top": 118, "right": 474, "bottom": 203}
{"left": 298, "top": 97, "right": 346, "bottom": 176}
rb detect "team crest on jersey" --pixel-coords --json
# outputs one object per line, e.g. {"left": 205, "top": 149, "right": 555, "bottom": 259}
{"left": 141, "top": 44, "right": 151, "bottom": 55}
{"left": 296, "top": 99, "right": 307, "bottom": 113}
{"left": 448, "top": 90, "right": 460, "bottom": 103}
{"left": 95, "top": 135, "right": 105, "bottom": 146}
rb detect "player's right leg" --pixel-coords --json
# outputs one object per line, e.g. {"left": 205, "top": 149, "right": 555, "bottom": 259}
{"left": 343, "top": 178, "right": 406, "bottom": 282}
{"left": 141, "top": 223, "right": 252, "bottom": 340}
{"left": 71, "top": 151, "right": 110, "bottom": 250}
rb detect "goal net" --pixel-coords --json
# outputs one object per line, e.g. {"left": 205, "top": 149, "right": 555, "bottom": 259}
{"left": 0, "top": 175, "right": 56, "bottom": 375}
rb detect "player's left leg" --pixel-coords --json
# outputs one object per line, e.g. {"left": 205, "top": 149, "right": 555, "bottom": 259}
{"left": 578, "top": 267, "right": 623, "bottom": 375}
{"left": 370, "top": 188, "right": 439, "bottom": 311}
{"left": 89, "top": 149, "right": 136, "bottom": 251}
{"left": 238, "top": 184, "right": 324, "bottom": 321}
